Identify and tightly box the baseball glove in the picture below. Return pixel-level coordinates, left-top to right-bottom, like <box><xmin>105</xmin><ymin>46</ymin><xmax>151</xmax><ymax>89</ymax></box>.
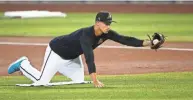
<box><xmin>148</xmin><ymin>33</ymin><xmax>165</xmax><ymax>50</ymax></box>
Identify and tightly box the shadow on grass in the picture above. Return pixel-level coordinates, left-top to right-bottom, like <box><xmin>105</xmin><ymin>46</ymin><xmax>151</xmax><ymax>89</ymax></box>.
<box><xmin>0</xmin><ymin>84</ymin><xmax>117</xmax><ymax>89</ymax></box>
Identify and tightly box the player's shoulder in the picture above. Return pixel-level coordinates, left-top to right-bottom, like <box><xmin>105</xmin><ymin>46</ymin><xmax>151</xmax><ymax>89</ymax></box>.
<box><xmin>104</xmin><ymin>29</ymin><xmax>120</xmax><ymax>38</ymax></box>
<box><xmin>109</xmin><ymin>29</ymin><xmax>117</xmax><ymax>33</ymax></box>
<box><xmin>107</xmin><ymin>29</ymin><xmax>118</xmax><ymax>35</ymax></box>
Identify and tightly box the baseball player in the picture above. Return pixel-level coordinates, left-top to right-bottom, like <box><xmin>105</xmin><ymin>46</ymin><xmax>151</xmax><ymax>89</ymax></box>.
<box><xmin>8</xmin><ymin>11</ymin><xmax>165</xmax><ymax>88</ymax></box>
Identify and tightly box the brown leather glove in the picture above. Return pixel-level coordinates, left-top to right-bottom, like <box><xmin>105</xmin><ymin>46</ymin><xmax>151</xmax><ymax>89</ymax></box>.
<box><xmin>148</xmin><ymin>33</ymin><xmax>165</xmax><ymax>49</ymax></box>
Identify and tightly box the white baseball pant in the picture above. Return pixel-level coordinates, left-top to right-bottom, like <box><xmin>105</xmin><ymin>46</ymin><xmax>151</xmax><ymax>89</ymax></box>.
<box><xmin>20</xmin><ymin>45</ymin><xmax>84</xmax><ymax>85</ymax></box>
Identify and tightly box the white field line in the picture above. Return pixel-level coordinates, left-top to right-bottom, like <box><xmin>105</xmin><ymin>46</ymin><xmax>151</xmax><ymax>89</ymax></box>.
<box><xmin>0</xmin><ymin>42</ymin><xmax>47</xmax><ymax>46</ymax></box>
<box><xmin>0</xmin><ymin>41</ymin><xmax>193</xmax><ymax>52</ymax></box>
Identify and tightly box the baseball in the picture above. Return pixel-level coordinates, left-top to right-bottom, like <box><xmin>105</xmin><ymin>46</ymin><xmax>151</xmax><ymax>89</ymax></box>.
<box><xmin>153</xmin><ymin>39</ymin><xmax>159</xmax><ymax>44</ymax></box>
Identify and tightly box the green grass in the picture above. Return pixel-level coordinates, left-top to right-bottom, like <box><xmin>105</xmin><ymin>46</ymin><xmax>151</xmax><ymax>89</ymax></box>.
<box><xmin>0</xmin><ymin>13</ymin><xmax>193</xmax><ymax>42</ymax></box>
<box><xmin>0</xmin><ymin>72</ymin><xmax>193</xmax><ymax>100</ymax></box>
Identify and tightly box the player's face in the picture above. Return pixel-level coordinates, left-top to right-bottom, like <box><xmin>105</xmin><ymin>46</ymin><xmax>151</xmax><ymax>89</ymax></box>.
<box><xmin>98</xmin><ymin>22</ymin><xmax>111</xmax><ymax>34</ymax></box>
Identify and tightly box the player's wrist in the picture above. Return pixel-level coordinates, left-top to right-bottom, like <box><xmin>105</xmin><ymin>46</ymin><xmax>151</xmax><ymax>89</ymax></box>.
<box><xmin>90</xmin><ymin>73</ymin><xmax>98</xmax><ymax>82</ymax></box>
<box><xmin>142</xmin><ymin>39</ymin><xmax>151</xmax><ymax>47</ymax></box>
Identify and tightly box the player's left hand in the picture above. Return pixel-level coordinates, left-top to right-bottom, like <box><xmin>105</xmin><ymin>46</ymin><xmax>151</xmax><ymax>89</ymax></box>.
<box><xmin>148</xmin><ymin>33</ymin><xmax>165</xmax><ymax>50</ymax></box>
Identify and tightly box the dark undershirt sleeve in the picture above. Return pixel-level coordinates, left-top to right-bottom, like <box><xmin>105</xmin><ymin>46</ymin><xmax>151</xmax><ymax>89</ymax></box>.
<box><xmin>106</xmin><ymin>30</ymin><xmax>144</xmax><ymax>47</ymax></box>
<box><xmin>80</xmin><ymin>36</ymin><xmax>96</xmax><ymax>74</ymax></box>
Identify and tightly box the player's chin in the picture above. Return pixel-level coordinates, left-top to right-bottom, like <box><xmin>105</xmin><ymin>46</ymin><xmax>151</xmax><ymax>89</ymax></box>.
<box><xmin>103</xmin><ymin>30</ymin><xmax>109</xmax><ymax>34</ymax></box>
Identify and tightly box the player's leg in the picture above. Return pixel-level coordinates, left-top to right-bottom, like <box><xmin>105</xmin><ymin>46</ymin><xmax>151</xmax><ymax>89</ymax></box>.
<box><xmin>8</xmin><ymin>56</ymin><xmax>41</xmax><ymax>82</ymax></box>
<box><xmin>19</xmin><ymin>45</ymin><xmax>70</xmax><ymax>85</ymax></box>
<box><xmin>58</xmin><ymin>55</ymin><xmax>85</xmax><ymax>83</ymax></box>
<box><xmin>18</xmin><ymin>45</ymin><xmax>52</xmax><ymax>83</ymax></box>
<box><xmin>35</xmin><ymin>50</ymin><xmax>71</xmax><ymax>85</ymax></box>
<box><xmin>19</xmin><ymin>59</ymin><xmax>41</xmax><ymax>82</ymax></box>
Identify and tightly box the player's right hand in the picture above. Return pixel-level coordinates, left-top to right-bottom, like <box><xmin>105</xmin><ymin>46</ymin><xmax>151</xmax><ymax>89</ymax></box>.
<box><xmin>90</xmin><ymin>73</ymin><xmax>104</xmax><ymax>88</ymax></box>
<box><xmin>93</xmin><ymin>80</ymin><xmax>104</xmax><ymax>88</ymax></box>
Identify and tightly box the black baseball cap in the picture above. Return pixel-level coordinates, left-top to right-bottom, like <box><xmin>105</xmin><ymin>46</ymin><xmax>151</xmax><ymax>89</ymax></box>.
<box><xmin>95</xmin><ymin>11</ymin><xmax>116</xmax><ymax>25</ymax></box>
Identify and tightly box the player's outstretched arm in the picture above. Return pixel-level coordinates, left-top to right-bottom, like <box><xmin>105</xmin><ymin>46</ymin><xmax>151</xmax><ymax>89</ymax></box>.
<box><xmin>106</xmin><ymin>30</ymin><xmax>165</xmax><ymax>49</ymax></box>
<box><xmin>142</xmin><ymin>39</ymin><xmax>151</xmax><ymax>47</ymax></box>
<box><xmin>106</xmin><ymin>30</ymin><xmax>144</xmax><ymax>47</ymax></box>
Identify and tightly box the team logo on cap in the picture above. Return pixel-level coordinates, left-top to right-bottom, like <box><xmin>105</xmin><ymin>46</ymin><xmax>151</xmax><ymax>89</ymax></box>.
<box><xmin>98</xmin><ymin>17</ymin><xmax>100</xmax><ymax>21</ymax></box>
<box><xmin>107</xmin><ymin>14</ymin><xmax>112</xmax><ymax>19</ymax></box>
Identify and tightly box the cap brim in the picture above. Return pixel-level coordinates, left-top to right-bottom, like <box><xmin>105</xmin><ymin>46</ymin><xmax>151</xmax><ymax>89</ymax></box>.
<box><xmin>111</xmin><ymin>20</ymin><xmax>117</xmax><ymax>23</ymax></box>
<box><xmin>106</xmin><ymin>20</ymin><xmax>117</xmax><ymax>25</ymax></box>
<box><xmin>102</xmin><ymin>20</ymin><xmax>117</xmax><ymax>25</ymax></box>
